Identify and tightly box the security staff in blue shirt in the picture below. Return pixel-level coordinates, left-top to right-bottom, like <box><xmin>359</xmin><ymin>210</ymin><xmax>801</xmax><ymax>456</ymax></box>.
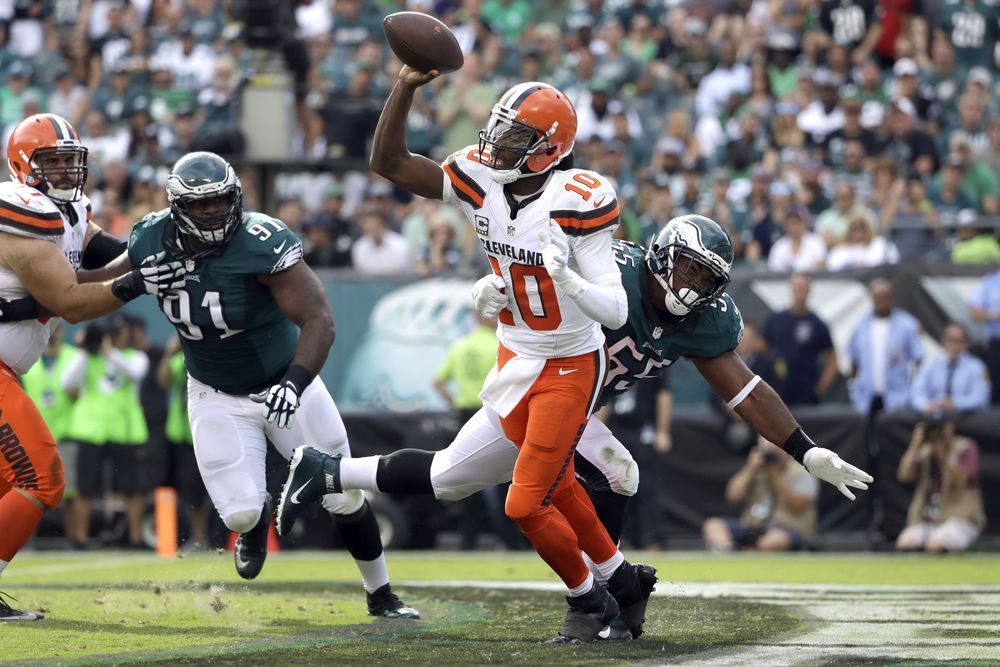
<box><xmin>847</xmin><ymin>279</ymin><xmax>924</xmax><ymax>415</ymax></box>
<box><xmin>969</xmin><ymin>269</ymin><xmax>1000</xmax><ymax>404</ymax></box>
<box><xmin>912</xmin><ymin>323</ymin><xmax>991</xmax><ymax>417</ymax></box>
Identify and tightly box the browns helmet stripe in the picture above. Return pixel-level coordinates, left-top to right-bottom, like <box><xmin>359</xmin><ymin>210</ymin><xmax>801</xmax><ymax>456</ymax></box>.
<box><xmin>44</xmin><ymin>115</ymin><xmax>67</xmax><ymax>141</ymax></box>
<box><xmin>499</xmin><ymin>81</ymin><xmax>553</xmax><ymax>111</ymax></box>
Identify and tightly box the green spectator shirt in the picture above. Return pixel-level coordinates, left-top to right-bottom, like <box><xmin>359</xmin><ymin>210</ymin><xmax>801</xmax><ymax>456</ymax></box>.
<box><xmin>961</xmin><ymin>162</ymin><xmax>1000</xmax><ymax>211</ymax></box>
<box><xmin>937</xmin><ymin>0</ymin><xmax>1000</xmax><ymax>73</ymax></box>
<box><xmin>435</xmin><ymin>326</ymin><xmax>498</xmax><ymax>410</ymax></box>
<box><xmin>65</xmin><ymin>352</ymin><xmax>148</xmax><ymax>446</ymax></box>
<box><xmin>164</xmin><ymin>352</ymin><xmax>193</xmax><ymax>445</ymax></box>
<box><xmin>128</xmin><ymin>209</ymin><xmax>303</xmax><ymax>394</ymax></box>
<box><xmin>20</xmin><ymin>345</ymin><xmax>81</xmax><ymax>443</ymax></box>
<box><xmin>599</xmin><ymin>241</ymin><xmax>744</xmax><ymax>407</ymax></box>
<box><xmin>952</xmin><ymin>235</ymin><xmax>1000</xmax><ymax>263</ymax></box>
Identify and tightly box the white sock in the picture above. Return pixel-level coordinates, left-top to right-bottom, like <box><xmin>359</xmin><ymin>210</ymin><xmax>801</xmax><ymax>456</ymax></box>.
<box><xmin>0</xmin><ymin>559</ymin><xmax>7</xmax><ymax>576</ymax></box>
<box><xmin>337</xmin><ymin>457</ymin><xmax>381</xmax><ymax>493</ymax></box>
<box><xmin>582</xmin><ymin>552</ymin><xmax>605</xmax><ymax>584</ymax></box>
<box><xmin>593</xmin><ymin>550</ymin><xmax>625</xmax><ymax>582</ymax></box>
<box><xmin>355</xmin><ymin>553</ymin><xmax>390</xmax><ymax>593</ymax></box>
<box><xmin>567</xmin><ymin>572</ymin><xmax>595</xmax><ymax>597</ymax></box>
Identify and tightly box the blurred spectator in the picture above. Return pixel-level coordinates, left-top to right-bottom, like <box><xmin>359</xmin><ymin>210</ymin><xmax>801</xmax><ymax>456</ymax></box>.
<box><xmin>823</xmin><ymin>97</ymin><xmax>882</xmax><ymax>167</ymax></box>
<box><xmin>351</xmin><ymin>211</ymin><xmax>415</xmax><ymax>275</ymax></box>
<box><xmin>576</xmin><ymin>78</ymin><xmax>642</xmax><ymax>144</ymax></box>
<box><xmin>912</xmin><ymin>323</ymin><xmax>991</xmax><ymax>417</ymax></box>
<box><xmin>951</xmin><ymin>209</ymin><xmax>1000</xmax><ymax>264</ymax></box>
<box><xmin>883</xmin><ymin>98</ymin><xmax>938</xmax><ymax>179</ymax></box>
<box><xmin>831</xmin><ymin>139</ymin><xmax>873</xmax><ymax>203</ymax></box>
<box><xmin>702</xmin><ymin>441</ymin><xmax>818</xmax><ymax>552</ymax></box>
<box><xmin>695</xmin><ymin>41</ymin><xmax>749</xmax><ymax>119</ymax></box>
<box><xmin>591</xmin><ymin>19</ymin><xmax>641</xmax><ymax>90</ymax></box>
<box><xmin>816</xmin><ymin>181</ymin><xmax>877</xmax><ymax>248</ymax></box>
<box><xmin>946</xmin><ymin>131</ymin><xmax>1000</xmax><ymax>214</ymax></box>
<box><xmin>846</xmin><ymin>278</ymin><xmax>923</xmax><ymax>416</ymax></box>
<box><xmin>150</xmin><ymin>21</ymin><xmax>216</xmax><ymax>91</ymax></box>
<box><xmin>797</xmin><ymin>69</ymin><xmax>844</xmax><ymax>147</ymax></box>
<box><xmin>763</xmin><ymin>274</ymin><xmax>839</xmax><ymax>406</ymax></box>
<box><xmin>48</xmin><ymin>65</ymin><xmax>89</xmax><ymax>129</ymax></box>
<box><xmin>86</xmin><ymin>0</ymin><xmax>132</xmax><ymax>87</ymax></box>
<box><xmin>767</xmin><ymin>209</ymin><xmax>827</xmax><ymax>273</ymax></box>
<box><xmin>890</xmin><ymin>58</ymin><xmax>942</xmax><ymax>129</ymax></box>
<box><xmin>91</xmin><ymin>63</ymin><xmax>143</xmax><ymax>127</ymax></box>
<box><xmin>436</xmin><ymin>51</ymin><xmax>495</xmax><ymax>156</ymax></box>
<box><xmin>826</xmin><ymin>216</ymin><xmax>900</xmax><ymax>271</ymax></box>
<box><xmin>667</xmin><ymin>16</ymin><xmax>715</xmax><ymax>93</ymax></box>
<box><xmin>883</xmin><ymin>176</ymin><xmax>941</xmax><ymax>257</ymax></box>
<box><xmin>818</xmin><ymin>0</ymin><xmax>883</xmax><ymax>64</ymax></box>
<box><xmin>896</xmin><ymin>421</ymin><xmax>985</xmax><ymax>552</ymax></box>
<box><xmin>194</xmin><ymin>58</ymin><xmax>246</xmax><ymax>158</ymax></box>
<box><xmin>0</xmin><ymin>61</ymin><xmax>44</xmax><ymax>129</ymax></box>
<box><xmin>80</xmin><ymin>109</ymin><xmax>130</xmax><ymax>166</ymax></box>
<box><xmin>931</xmin><ymin>157</ymin><xmax>979</xmax><ymax>225</ymax></box>
<box><xmin>970</xmin><ymin>269</ymin><xmax>1000</xmax><ymax>404</ymax></box>
<box><xmin>319</xmin><ymin>61</ymin><xmax>383</xmax><ymax>160</ymax></box>
<box><xmin>416</xmin><ymin>212</ymin><xmax>464</xmax><ymax>276</ymax></box>
<box><xmin>934</xmin><ymin>0</ymin><xmax>999</xmax><ymax>77</ymax></box>
<box><xmin>980</xmin><ymin>117</ymin><xmax>1000</xmax><ymax>181</ymax></box>
<box><xmin>301</xmin><ymin>182</ymin><xmax>355</xmax><ymax>268</ymax></box>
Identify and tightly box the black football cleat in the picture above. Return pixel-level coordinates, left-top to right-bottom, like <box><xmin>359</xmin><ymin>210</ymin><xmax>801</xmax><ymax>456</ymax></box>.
<box><xmin>546</xmin><ymin>580</ymin><xmax>619</xmax><ymax>644</ymax></box>
<box><xmin>596</xmin><ymin>615</ymin><xmax>633</xmax><ymax>641</ymax></box>
<box><xmin>366</xmin><ymin>584</ymin><xmax>421</xmax><ymax>619</ymax></box>
<box><xmin>606</xmin><ymin>562</ymin><xmax>658</xmax><ymax>639</ymax></box>
<box><xmin>0</xmin><ymin>591</ymin><xmax>43</xmax><ymax>621</ymax></box>
<box><xmin>234</xmin><ymin>494</ymin><xmax>272</xmax><ymax>581</ymax></box>
<box><xmin>275</xmin><ymin>446</ymin><xmax>341</xmax><ymax>536</ymax></box>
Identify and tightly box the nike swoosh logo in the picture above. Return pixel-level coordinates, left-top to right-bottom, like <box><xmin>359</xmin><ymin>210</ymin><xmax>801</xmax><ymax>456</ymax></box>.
<box><xmin>593</xmin><ymin>194</ymin><xmax>608</xmax><ymax>208</ymax></box>
<box><xmin>235</xmin><ymin>553</ymin><xmax>250</xmax><ymax>568</ymax></box>
<box><xmin>558</xmin><ymin>368</ymin><xmax>579</xmax><ymax>375</ymax></box>
<box><xmin>273</xmin><ymin>241</ymin><xmax>287</xmax><ymax>254</ymax></box>
<box><xmin>16</xmin><ymin>194</ymin><xmax>31</xmax><ymax>205</ymax></box>
<box><xmin>289</xmin><ymin>480</ymin><xmax>311</xmax><ymax>504</ymax></box>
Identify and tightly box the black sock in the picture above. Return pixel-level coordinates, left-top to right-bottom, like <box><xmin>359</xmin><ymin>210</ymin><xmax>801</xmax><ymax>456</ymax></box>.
<box><xmin>590</xmin><ymin>487</ymin><xmax>631</xmax><ymax>545</ymax></box>
<box><xmin>375</xmin><ymin>449</ymin><xmax>435</xmax><ymax>495</ymax></box>
<box><xmin>332</xmin><ymin>500</ymin><xmax>384</xmax><ymax>561</ymax></box>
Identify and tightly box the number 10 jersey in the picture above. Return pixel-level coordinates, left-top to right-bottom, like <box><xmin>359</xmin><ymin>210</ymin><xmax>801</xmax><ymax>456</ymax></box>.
<box><xmin>442</xmin><ymin>145</ymin><xmax>622</xmax><ymax>359</ymax></box>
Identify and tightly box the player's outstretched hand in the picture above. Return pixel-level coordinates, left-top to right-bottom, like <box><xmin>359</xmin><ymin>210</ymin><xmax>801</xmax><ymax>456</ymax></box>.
<box><xmin>471</xmin><ymin>274</ymin><xmax>508</xmax><ymax>318</ymax></box>
<box><xmin>250</xmin><ymin>378</ymin><xmax>303</xmax><ymax>429</ymax></box>
<box><xmin>803</xmin><ymin>447</ymin><xmax>874</xmax><ymax>501</ymax></box>
<box><xmin>112</xmin><ymin>251</ymin><xmax>187</xmax><ymax>302</ymax></box>
<box><xmin>399</xmin><ymin>65</ymin><xmax>440</xmax><ymax>89</ymax></box>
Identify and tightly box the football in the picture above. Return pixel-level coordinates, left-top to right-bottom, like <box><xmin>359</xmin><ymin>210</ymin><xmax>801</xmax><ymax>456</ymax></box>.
<box><xmin>383</xmin><ymin>11</ymin><xmax>464</xmax><ymax>74</ymax></box>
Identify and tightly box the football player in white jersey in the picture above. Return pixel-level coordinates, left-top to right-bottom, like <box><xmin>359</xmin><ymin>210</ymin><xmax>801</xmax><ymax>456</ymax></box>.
<box><xmin>277</xmin><ymin>66</ymin><xmax>654</xmax><ymax>643</ymax></box>
<box><xmin>0</xmin><ymin>113</ymin><xmax>184</xmax><ymax>621</ymax></box>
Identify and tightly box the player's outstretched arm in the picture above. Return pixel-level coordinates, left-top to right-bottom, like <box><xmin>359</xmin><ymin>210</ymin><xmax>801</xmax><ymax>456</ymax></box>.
<box><xmin>0</xmin><ymin>233</ymin><xmax>184</xmax><ymax>323</ymax></box>
<box><xmin>252</xmin><ymin>261</ymin><xmax>335</xmax><ymax>428</ymax></box>
<box><xmin>369</xmin><ymin>66</ymin><xmax>446</xmax><ymax>200</ymax></box>
<box><xmin>694</xmin><ymin>350</ymin><xmax>874</xmax><ymax>500</ymax></box>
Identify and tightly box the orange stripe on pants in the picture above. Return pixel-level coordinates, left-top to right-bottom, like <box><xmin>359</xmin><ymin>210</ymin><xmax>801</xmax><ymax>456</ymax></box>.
<box><xmin>498</xmin><ymin>344</ymin><xmax>617</xmax><ymax>588</ymax></box>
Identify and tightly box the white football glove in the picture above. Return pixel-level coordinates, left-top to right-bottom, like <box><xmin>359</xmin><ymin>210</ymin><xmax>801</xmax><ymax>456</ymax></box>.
<box><xmin>538</xmin><ymin>221</ymin><xmax>585</xmax><ymax>297</ymax></box>
<box><xmin>803</xmin><ymin>447</ymin><xmax>874</xmax><ymax>501</ymax></box>
<box><xmin>112</xmin><ymin>251</ymin><xmax>188</xmax><ymax>302</ymax></box>
<box><xmin>471</xmin><ymin>274</ymin><xmax>508</xmax><ymax>318</ymax></box>
<box><xmin>250</xmin><ymin>379</ymin><xmax>302</xmax><ymax>429</ymax></box>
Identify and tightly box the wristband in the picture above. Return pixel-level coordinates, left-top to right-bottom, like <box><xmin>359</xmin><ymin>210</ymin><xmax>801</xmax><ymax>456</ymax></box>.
<box><xmin>283</xmin><ymin>364</ymin><xmax>314</xmax><ymax>392</ymax></box>
<box><xmin>111</xmin><ymin>271</ymin><xmax>142</xmax><ymax>302</ymax></box>
<box><xmin>782</xmin><ymin>427</ymin><xmax>816</xmax><ymax>465</ymax></box>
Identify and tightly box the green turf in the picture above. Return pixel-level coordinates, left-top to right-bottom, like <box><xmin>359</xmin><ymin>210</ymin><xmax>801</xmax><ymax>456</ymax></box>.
<box><xmin>2</xmin><ymin>551</ymin><xmax>996</xmax><ymax>665</ymax></box>
<box><xmin>0</xmin><ymin>552</ymin><xmax>804</xmax><ymax>665</ymax></box>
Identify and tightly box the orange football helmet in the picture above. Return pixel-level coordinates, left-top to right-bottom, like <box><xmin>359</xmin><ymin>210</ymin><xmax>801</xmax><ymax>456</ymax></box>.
<box><xmin>7</xmin><ymin>113</ymin><xmax>88</xmax><ymax>203</ymax></box>
<box><xmin>478</xmin><ymin>82</ymin><xmax>577</xmax><ymax>184</ymax></box>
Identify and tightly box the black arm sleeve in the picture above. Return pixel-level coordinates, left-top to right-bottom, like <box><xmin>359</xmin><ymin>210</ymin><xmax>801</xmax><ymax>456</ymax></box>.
<box><xmin>0</xmin><ymin>296</ymin><xmax>41</xmax><ymax>322</ymax></box>
<box><xmin>82</xmin><ymin>231</ymin><xmax>127</xmax><ymax>270</ymax></box>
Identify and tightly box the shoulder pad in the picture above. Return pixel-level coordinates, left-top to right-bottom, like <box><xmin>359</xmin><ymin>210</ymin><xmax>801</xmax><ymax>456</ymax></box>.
<box><xmin>0</xmin><ymin>181</ymin><xmax>63</xmax><ymax>238</ymax></box>
<box><xmin>442</xmin><ymin>145</ymin><xmax>489</xmax><ymax>209</ymax></box>
<box><xmin>551</xmin><ymin>170</ymin><xmax>620</xmax><ymax>237</ymax></box>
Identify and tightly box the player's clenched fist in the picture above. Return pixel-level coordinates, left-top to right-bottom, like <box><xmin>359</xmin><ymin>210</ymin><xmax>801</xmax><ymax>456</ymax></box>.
<box><xmin>471</xmin><ymin>274</ymin><xmax>508</xmax><ymax>318</ymax></box>
<box><xmin>250</xmin><ymin>365</ymin><xmax>312</xmax><ymax>429</ymax></box>
<box><xmin>111</xmin><ymin>251</ymin><xmax>187</xmax><ymax>302</ymax></box>
<box><xmin>539</xmin><ymin>221</ymin><xmax>585</xmax><ymax>297</ymax></box>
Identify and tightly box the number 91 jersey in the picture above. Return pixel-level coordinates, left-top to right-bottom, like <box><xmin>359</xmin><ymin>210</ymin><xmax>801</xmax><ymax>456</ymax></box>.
<box><xmin>442</xmin><ymin>145</ymin><xmax>621</xmax><ymax>358</ymax></box>
<box><xmin>127</xmin><ymin>208</ymin><xmax>304</xmax><ymax>393</ymax></box>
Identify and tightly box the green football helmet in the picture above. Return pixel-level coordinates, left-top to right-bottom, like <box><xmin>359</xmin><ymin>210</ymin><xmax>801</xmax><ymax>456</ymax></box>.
<box><xmin>166</xmin><ymin>151</ymin><xmax>243</xmax><ymax>245</ymax></box>
<box><xmin>646</xmin><ymin>214</ymin><xmax>733</xmax><ymax>317</ymax></box>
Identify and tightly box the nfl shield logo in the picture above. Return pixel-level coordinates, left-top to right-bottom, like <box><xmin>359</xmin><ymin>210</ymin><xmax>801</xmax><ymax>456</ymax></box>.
<box><xmin>507</xmin><ymin>224</ymin><xmax>516</xmax><ymax>236</ymax></box>
<box><xmin>185</xmin><ymin>259</ymin><xmax>196</xmax><ymax>272</ymax></box>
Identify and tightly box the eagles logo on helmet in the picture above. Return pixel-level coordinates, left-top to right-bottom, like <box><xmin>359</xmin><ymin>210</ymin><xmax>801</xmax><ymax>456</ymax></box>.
<box><xmin>6</xmin><ymin>113</ymin><xmax>88</xmax><ymax>204</ymax></box>
<box><xmin>478</xmin><ymin>82</ymin><xmax>577</xmax><ymax>185</ymax></box>
<box><xmin>646</xmin><ymin>215</ymin><xmax>734</xmax><ymax>317</ymax></box>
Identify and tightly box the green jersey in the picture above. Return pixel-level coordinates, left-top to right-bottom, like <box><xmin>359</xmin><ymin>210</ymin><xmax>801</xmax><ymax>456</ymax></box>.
<box><xmin>127</xmin><ymin>209</ymin><xmax>303</xmax><ymax>393</ymax></box>
<box><xmin>20</xmin><ymin>345</ymin><xmax>80</xmax><ymax>442</ymax></box>
<box><xmin>599</xmin><ymin>241</ymin><xmax>743</xmax><ymax>407</ymax></box>
<box><xmin>937</xmin><ymin>0</ymin><xmax>999</xmax><ymax>72</ymax></box>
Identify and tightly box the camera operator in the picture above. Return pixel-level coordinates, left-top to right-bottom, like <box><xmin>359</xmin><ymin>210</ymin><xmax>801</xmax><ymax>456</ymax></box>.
<box><xmin>895</xmin><ymin>420</ymin><xmax>985</xmax><ymax>552</ymax></box>
<box><xmin>702</xmin><ymin>440</ymin><xmax>819</xmax><ymax>551</ymax></box>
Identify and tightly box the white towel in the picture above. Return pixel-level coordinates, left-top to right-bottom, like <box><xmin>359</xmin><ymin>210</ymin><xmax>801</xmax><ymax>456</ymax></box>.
<box><xmin>478</xmin><ymin>356</ymin><xmax>547</xmax><ymax>418</ymax></box>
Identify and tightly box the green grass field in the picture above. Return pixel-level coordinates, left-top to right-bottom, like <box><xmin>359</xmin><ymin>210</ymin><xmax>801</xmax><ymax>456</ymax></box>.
<box><xmin>2</xmin><ymin>551</ymin><xmax>999</xmax><ymax>665</ymax></box>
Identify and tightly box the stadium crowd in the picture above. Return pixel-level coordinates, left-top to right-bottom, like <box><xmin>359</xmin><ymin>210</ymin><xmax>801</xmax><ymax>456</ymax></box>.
<box><xmin>4</xmin><ymin>0</ymin><xmax>998</xmax><ymax>551</ymax></box>
<box><xmin>1</xmin><ymin>0</ymin><xmax>998</xmax><ymax>273</ymax></box>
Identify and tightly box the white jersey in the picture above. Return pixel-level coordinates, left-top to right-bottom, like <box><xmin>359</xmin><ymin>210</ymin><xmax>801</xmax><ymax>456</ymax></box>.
<box><xmin>0</xmin><ymin>181</ymin><xmax>91</xmax><ymax>374</ymax></box>
<box><xmin>442</xmin><ymin>146</ymin><xmax>621</xmax><ymax>359</ymax></box>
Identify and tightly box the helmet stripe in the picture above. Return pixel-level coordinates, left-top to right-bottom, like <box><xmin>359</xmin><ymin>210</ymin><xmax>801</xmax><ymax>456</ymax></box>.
<box><xmin>44</xmin><ymin>115</ymin><xmax>67</xmax><ymax>141</ymax></box>
<box><xmin>509</xmin><ymin>82</ymin><xmax>552</xmax><ymax>111</ymax></box>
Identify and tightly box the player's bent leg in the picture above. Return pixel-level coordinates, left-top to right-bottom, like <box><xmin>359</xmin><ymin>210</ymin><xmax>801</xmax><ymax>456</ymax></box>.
<box><xmin>575</xmin><ymin>417</ymin><xmax>638</xmax><ymax>545</ymax></box>
<box><xmin>430</xmin><ymin>407</ymin><xmax>517</xmax><ymax>502</ymax></box>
